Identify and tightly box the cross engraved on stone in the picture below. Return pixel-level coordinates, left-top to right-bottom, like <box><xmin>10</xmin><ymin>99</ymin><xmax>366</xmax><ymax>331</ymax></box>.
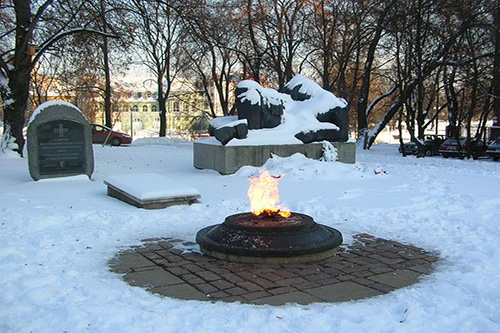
<box><xmin>54</xmin><ymin>123</ymin><xmax>69</xmax><ymax>138</ymax></box>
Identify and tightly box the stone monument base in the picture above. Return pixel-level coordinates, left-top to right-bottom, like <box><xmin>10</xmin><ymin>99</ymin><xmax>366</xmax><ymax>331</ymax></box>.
<box><xmin>193</xmin><ymin>139</ymin><xmax>356</xmax><ymax>175</ymax></box>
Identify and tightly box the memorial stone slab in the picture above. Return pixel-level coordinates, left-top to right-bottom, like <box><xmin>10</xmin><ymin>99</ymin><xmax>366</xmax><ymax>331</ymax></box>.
<box><xmin>27</xmin><ymin>101</ymin><xmax>94</xmax><ymax>181</ymax></box>
<box><xmin>103</xmin><ymin>173</ymin><xmax>201</xmax><ymax>209</ymax></box>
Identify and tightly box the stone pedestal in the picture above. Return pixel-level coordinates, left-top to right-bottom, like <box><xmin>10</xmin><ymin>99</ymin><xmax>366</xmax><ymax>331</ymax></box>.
<box><xmin>193</xmin><ymin>139</ymin><xmax>356</xmax><ymax>175</ymax></box>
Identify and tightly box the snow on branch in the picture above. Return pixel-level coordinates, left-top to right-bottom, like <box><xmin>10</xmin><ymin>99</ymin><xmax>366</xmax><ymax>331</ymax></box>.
<box><xmin>0</xmin><ymin>124</ymin><xmax>17</xmax><ymax>152</ymax></box>
<box><xmin>29</xmin><ymin>0</ymin><xmax>55</xmax><ymax>37</ymax></box>
<box><xmin>0</xmin><ymin>57</ymin><xmax>10</xmax><ymax>75</ymax></box>
<box><xmin>365</xmin><ymin>84</ymin><xmax>398</xmax><ymax>117</ymax></box>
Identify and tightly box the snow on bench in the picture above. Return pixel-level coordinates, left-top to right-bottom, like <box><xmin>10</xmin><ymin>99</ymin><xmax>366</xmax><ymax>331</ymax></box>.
<box><xmin>104</xmin><ymin>173</ymin><xmax>201</xmax><ymax>209</ymax></box>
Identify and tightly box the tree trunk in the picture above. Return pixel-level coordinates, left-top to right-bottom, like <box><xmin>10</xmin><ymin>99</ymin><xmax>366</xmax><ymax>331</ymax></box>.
<box><xmin>3</xmin><ymin>0</ymin><xmax>33</xmax><ymax>155</ymax></box>
<box><xmin>159</xmin><ymin>82</ymin><xmax>167</xmax><ymax>137</ymax></box>
<box><xmin>247</xmin><ymin>0</ymin><xmax>262</xmax><ymax>83</ymax></box>
<box><xmin>491</xmin><ymin>4</ymin><xmax>500</xmax><ymax>130</ymax></box>
<box><xmin>100</xmin><ymin>0</ymin><xmax>112</xmax><ymax>128</ymax></box>
<box><xmin>4</xmin><ymin>71</ymin><xmax>30</xmax><ymax>155</ymax></box>
<box><xmin>366</xmin><ymin>80</ymin><xmax>419</xmax><ymax>149</ymax></box>
<box><xmin>398</xmin><ymin>108</ymin><xmax>407</xmax><ymax>156</ymax></box>
<box><xmin>357</xmin><ymin>0</ymin><xmax>396</xmax><ymax>149</ymax></box>
<box><xmin>102</xmin><ymin>45</ymin><xmax>112</xmax><ymax>128</ymax></box>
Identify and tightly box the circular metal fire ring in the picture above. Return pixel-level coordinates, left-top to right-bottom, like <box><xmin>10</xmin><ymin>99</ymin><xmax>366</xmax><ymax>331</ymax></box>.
<box><xmin>196</xmin><ymin>212</ymin><xmax>343</xmax><ymax>264</ymax></box>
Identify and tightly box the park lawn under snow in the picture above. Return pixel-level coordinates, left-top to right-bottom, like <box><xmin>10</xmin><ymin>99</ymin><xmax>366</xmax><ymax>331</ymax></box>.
<box><xmin>0</xmin><ymin>138</ymin><xmax>499</xmax><ymax>332</ymax></box>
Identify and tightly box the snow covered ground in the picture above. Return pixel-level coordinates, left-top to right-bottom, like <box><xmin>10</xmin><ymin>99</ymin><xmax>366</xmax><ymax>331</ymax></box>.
<box><xmin>1</xmin><ymin>138</ymin><xmax>499</xmax><ymax>332</ymax></box>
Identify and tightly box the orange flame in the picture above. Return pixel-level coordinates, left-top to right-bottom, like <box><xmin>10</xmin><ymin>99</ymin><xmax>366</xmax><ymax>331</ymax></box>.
<box><xmin>247</xmin><ymin>170</ymin><xmax>291</xmax><ymax>218</ymax></box>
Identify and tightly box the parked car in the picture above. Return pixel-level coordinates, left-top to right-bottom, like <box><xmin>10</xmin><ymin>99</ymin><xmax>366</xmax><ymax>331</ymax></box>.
<box><xmin>398</xmin><ymin>142</ymin><xmax>419</xmax><ymax>155</ymax></box>
<box><xmin>91</xmin><ymin>124</ymin><xmax>132</xmax><ymax>146</ymax></box>
<box><xmin>422</xmin><ymin>135</ymin><xmax>446</xmax><ymax>156</ymax></box>
<box><xmin>439</xmin><ymin>137</ymin><xmax>487</xmax><ymax>159</ymax></box>
<box><xmin>486</xmin><ymin>138</ymin><xmax>500</xmax><ymax>161</ymax></box>
<box><xmin>398</xmin><ymin>135</ymin><xmax>445</xmax><ymax>156</ymax></box>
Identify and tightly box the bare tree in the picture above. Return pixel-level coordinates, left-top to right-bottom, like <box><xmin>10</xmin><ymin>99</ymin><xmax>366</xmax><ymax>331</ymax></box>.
<box><xmin>181</xmin><ymin>0</ymin><xmax>241</xmax><ymax>117</ymax></box>
<box><xmin>251</xmin><ymin>0</ymin><xmax>309</xmax><ymax>89</ymax></box>
<box><xmin>130</xmin><ymin>0</ymin><xmax>186</xmax><ymax>136</ymax></box>
<box><xmin>490</xmin><ymin>1</ymin><xmax>500</xmax><ymax>133</ymax></box>
<box><xmin>30</xmin><ymin>53</ymin><xmax>64</xmax><ymax>107</ymax></box>
<box><xmin>0</xmin><ymin>0</ymin><xmax>117</xmax><ymax>155</ymax></box>
<box><xmin>364</xmin><ymin>0</ymin><xmax>480</xmax><ymax>149</ymax></box>
<box><xmin>356</xmin><ymin>0</ymin><xmax>397</xmax><ymax>148</ymax></box>
<box><xmin>77</xmin><ymin>0</ymin><xmax>133</xmax><ymax>128</ymax></box>
<box><xmin>234</xmin><ymin>0</ymin><xmax>267</xmax><ymax>83</ymax></box>
<box><xmin>441</xmin><ymin>8</ymin><xmax>495</xmax><ymax>157</ymax></box>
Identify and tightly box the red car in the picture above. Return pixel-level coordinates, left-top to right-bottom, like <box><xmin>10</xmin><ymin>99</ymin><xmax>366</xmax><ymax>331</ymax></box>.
<box><xmin>91</xmin><ymin>124</ymin><xmax>132</xmax><ymax>146</ymax></box>
<box><xmin>439</xmin><ymin>137</ymin><xmax>487</xmax><ymax>159</ymax></box>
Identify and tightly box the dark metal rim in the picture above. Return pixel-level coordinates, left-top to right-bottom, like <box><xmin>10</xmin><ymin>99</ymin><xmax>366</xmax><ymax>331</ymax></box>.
<box><xmin>196</xmin><ymin>224</ymin><xmax>343</xmax><ymax>258</ymax></box>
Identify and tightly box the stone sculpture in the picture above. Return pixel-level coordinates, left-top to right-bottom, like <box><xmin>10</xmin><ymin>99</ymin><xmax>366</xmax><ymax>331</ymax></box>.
<box><xmin>209</xmin><ymin>75</ymin><xmax>349</xmax><ymax>146</ymax></box>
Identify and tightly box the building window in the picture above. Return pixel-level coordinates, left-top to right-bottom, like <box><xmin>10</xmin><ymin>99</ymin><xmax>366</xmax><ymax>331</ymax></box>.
<box><xmin>131</xmin><ymin>105</ymin><xmax>138</xmax><ymax>112</ymax></box>
<box><xmin>185</xmin><ymin>103</ymin><xmax>190</xmax><ymax>113</ymax></box>
<box><xmin>152</xmin><ymin>105</ymin><xmax>157</xmax><ymax>112</ymax></box>
<box><xmin>142</xmin><ymin>105</ymin><xmax>148</xmax><ymax>112</ymax></box>
<box><xmin>173</xmin><ymin>101</ymin><xmax>180</xmax><ymax>113</ymax></box>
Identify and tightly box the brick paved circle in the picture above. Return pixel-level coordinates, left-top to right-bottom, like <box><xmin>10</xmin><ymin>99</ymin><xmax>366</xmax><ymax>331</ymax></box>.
<box><xmin>109</xmin><ymin>234</ymin><xmax>438</xmax><ymax>305</ymax></box>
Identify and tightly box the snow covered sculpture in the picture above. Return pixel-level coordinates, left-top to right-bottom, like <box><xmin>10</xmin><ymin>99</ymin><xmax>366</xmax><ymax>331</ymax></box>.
<box><xmin>209</xmin><ymin>75</ymin><xmax>349</xmax><ymax>146</ymax></box>
<box><xmin>208</xmin><ymin>117</ymin><xmax>249</xmax><ymax>146</ymax></box>
<box><xmin>281</xmin><ymin>76</ymin><xmax>349</xmax><ymax>143</ymax></box>
<box><xmin>235</xmin><ymin>80</ymin><xmax>286</xmax><ymax>130</ymax></box>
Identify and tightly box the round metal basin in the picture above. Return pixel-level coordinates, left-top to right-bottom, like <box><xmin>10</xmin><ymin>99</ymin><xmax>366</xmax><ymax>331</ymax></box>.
<box><xmin>196</xmin><ymin>212</ymin><xmax>343</xmax><ymax>264</ymax></box>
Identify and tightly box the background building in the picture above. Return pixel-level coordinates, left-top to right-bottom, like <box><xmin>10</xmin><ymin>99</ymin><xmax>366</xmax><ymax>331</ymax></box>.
<box><xmin>95</xmin><ymin>78</ymin><xmax>212</xmax><ymax>138</ymax></box>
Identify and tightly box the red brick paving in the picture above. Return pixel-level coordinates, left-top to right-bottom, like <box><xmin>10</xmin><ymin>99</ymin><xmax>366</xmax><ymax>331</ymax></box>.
<box><xmin>111</xmin><ymin>234</ymin><xmax>437</xmax><ymax>304</ymax></box>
